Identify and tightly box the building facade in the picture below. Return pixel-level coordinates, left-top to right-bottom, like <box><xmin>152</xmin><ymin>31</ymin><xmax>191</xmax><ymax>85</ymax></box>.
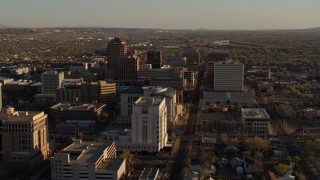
<box><xmin>131</xmin><ymin>97</ymin><xmax>168</xmax><ymax>152</ymax></box>
<box><xmin>51</xmin><ymin>140</ymin><xmax>125</xmax><ymax>180</ymax></box>
<box><xmin>214</xmin><ymin>59</ymin><xmax>244</xmax><ymax>91</ymax></box>
<box><xmin>205</xmin><ymin>50</ymin><xmax>229</xmax><ymax>88</ymax></box>
<box><xmin>119</xmin><ymin>51</ymin><xmax>139</xmax><ymax>83</ymax></box>
<box><xmin>106</xmin><ymin>37</ymin><xmax>127</xmax><ymax>79</ymax></box>
<box><xmin>147</xmin><ymin>50</ymin><xmax>163</xmax><ymax>69</ymax></box>
<box><xmin>82</xmin><ymin>81</ymin><xmax>117</xmax><ymax>109</ymax></box>
<box><xmin>0</xmin><ymin>106</ymin><xmax>49</xmax><ymax>169</ymax></box>
<box><xmin>241</xmin><ymin>108</ymin><xmax>270</xmax><ymax>135</ymax></box>
<box><xmin>41</xmin><ymin>70</ymin><xmax>64</xmax><ymax>95</ymax></box>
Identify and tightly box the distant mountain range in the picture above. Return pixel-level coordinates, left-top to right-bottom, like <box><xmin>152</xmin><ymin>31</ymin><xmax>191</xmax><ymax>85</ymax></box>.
<box><xmin>303</xmin><ymin>27</ymin><xmax>320</xmax><ymax>32</ymax></box>
<box><xmin>0</xmin><ymin>24</ymin><xmax>319</xmax><ymax>32</ymax></box>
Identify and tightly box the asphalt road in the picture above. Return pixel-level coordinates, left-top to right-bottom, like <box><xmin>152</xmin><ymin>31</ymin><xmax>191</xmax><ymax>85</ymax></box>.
<box><xmin>170</xmin><ymin>70</ymin><xmax>203</xmax><ymax>180</ymax></box>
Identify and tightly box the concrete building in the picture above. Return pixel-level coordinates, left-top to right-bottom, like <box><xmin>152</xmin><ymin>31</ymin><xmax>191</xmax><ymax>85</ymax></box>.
<box><xmin>116</xmin><ymin>86</ymin><xmax>177</xmax><ymax>127</ymax></box>
<box><xmin>183</xmin><ymin>49</ymin><xmax>201</xmax><ymax>65</ymax></box>
<box><xmin>147</xmin><ymin>50</ymin><xmax>163</xmax><ymax>69</ymax></box>
<box><xmin>119</xmin><ymin>51</ymin><xmax>139</xmax><ymax>83</ymax></box>
<box><xmin>82</xmin><ymin>81</ymin><xmax>116</xmax><ymax>109</ymax></box>
<box><xmin>203</xmin><ymin>59</ymin><xmax>254</xmax><ymax>104</ymax></box>
<box><xmin>241</xmin><ymin>108</ymin><xmax>270</xmax><ymax>135</ymax></box>
<box><xmin>205</xmin><ymin>50</ymin><xmax>229</xmax><ymax>88</ymax></box>
<box><xmin>41</xmin><ymin>70</ymin><xmax>64</xmax><ymax>95</ymax></box>
<box><xmin>56</xmin><ymin>85</ymin><xmax>82</xmax><ymax>103</ymax></box>
<box><xmin>184</xmin><ymin>70</ymin><xmax>196</xmax><ymax>89</ymax></box>
<box><xmin>106</xmin><ymin>37</ymin><xmax>127</xmax><ymax>79</ymax></box>
<box><xmin>164</xmin><ymin>56</ymin><xmax>186</xmax><ymax>67</ymax></box>
<box><xmin>150</xmin><ymin>66</ymin><xmax>186</xmax><ymax>91</ymax></box>
<box><xmin>138</xmin><ymin>64</ymin><xmax>152</xmax><ymax>80</ymax></box>
<box><xmin>51</xmin><ymin>140</ymin><xmax>125</xmax><ymax>180</ymax></box>
<box><xmin>214</xmin><ymin>59</ymin><xmax>244</xmax><ymax>91</ymax></box>
<box><xmin>131</xmin><ymin>97</ymin><xmax>168</xmax><ymax>152</ymax></box>
<box><xmin>106</xmin><ymin>97</ymin><xmax>168</xmax><ymax>152</ymax></box>
<box><xmin>50</xmin><ymin>103</ymin><xmax>106</xmax><ymax>121</ymax></box>
<box><xmin>0</xmin><ymin>106</ymin><xmax>49</xmax><ymax>169</ymax></box>
<box><xmin>143</xmin><ymin>86</ymin><xmax>177</xmax><ymax>125</ymax></box>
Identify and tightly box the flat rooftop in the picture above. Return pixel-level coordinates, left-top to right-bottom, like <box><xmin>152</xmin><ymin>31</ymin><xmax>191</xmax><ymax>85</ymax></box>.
<box><xmin>51</xmin><ymin>103</ymin><xmax>105</xmax><ymax>111</ymax></box>
<box><xmin>241</xmin><ymin>108</ymin><xmax>270</xmax><ymax>120</ymax></box>
<box><xmin>135</xmin><ymin>97</ymin><xmax>164</xmax><ymax>106</ymax></box>
<box><xmin>63</xmin><ymin>141</ymin><xmax>113</xmax><ymax>163</ymax></box>
<box><xmin>97</xmin><ymin>158</ymin><xmax>125</xmax><ymax>171</ymax></box>
<box><xmin>216</xmin><ymin>59</ymin><xmax>242</xmax><ymax>65</ymax></box>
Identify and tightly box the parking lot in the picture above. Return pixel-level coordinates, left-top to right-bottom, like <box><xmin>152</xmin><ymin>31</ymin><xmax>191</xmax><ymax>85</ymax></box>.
<box><xmin>197</xmin><ymin>110</ymin><xmax>243</xmax><ymax>136</ymax></box>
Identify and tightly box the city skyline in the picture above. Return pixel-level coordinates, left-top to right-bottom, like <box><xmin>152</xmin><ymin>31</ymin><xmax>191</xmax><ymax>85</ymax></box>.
<box><xmin>0</xmin><ymin>0</ymin><xmax>319</xmax><ymax>30</ymax></box>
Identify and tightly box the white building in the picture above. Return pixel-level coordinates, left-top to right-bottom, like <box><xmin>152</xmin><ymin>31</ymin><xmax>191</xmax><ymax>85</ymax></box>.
<box><xmin>41</xmin><ymin>71</ymin><xmax>64</xmax><ymax>95</ymax></box>
<box><xmin>117</xmin><ymin>86</ymin><xmax>177</xmax><ymax>127</ymax></box>
<box><xmin>131</xmin><ymin>97</ymin><xmax>168</xmax><ymax>152</ymax></box>
<box><xmin>214</xmin><ymin>59</ymin><xmax>244</xmax><ymax>91</ymax></box>
<box><xmin>51</xmin><ymin>140</ymin><xmax>126</xmax><ymax>180</ymax></box>
<box><xmin>241</xmin><ymin>108</ymin><xmax>270</xmax><ymax>135</ymax></box>
<box><xmin>203</xmin><ymin>59</ymin><xmax>254</xmax><ymax>104</ymax></box>
<box><xmin>107</xmin><ymin>97</ymin><xmax>168</xmax><ymax>152</ymax></box>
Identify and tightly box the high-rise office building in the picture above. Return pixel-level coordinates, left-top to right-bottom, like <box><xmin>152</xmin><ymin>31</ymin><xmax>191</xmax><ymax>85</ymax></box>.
<box><xmin>119</xmin><ymin>51</ymin><xmax>139</xmax><ymax>83</ymax></box>
<box><xmin>106</xmin><ymin>37</ymin><xmax>127</xmax><ymax>79</ymax></box>
<box><xmin>0</xmin><ymin>106</ymin><xmax>49</xmax><ymax>169</ymax></box>
<box><xmin>205</xmin><ymin>50</ymin><xmax>229</xmax><ymax>88</ymax></box>
<box><xmin>203</xmin><ymin>59</ymin><xmax>254</xmax><ymax>104</ymax></box>
<box><xmin>81</xmin><ymin>81</ymin><xmax>116</xmax><ymax>109</ymax></box>
<box><xmin>147</xmin><ymin>51</ymin><xmax>163</xmax><ymax>69</ymax></box>
<box><xmin>183</xmin><ymin>49</ymin><xmax>201</xmax><ymax>65</ymax></box>
<box><xmin>213</xmin><ymin>59</ymin><xmax>244</xmax><ymax>91</ymax></box>
<box><xmin>41</xmin><ymin>70</ymin><xmax>64</xmax><ymax>95</ymax></box>
<box><xmin>131</xmin><ymin>97</ymin><xmax>168</xmax><ymax>152</ymax></box>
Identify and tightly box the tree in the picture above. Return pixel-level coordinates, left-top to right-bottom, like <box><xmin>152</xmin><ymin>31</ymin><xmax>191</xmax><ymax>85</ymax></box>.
<box><xmin>274</xmin><ymin>163</ymin><xmax>291</xmax><ymax>176</ymax></box>
<box><xmin>199</xmin><ymin>170</ymin><xmax>211</xmax><ymax>180</ymax></box>
<box><xmin>244</xmin><ymin>137</ymin><xmax>270</xmax><ymax>154</ymax></box>
<box><xmin>293</xmin><ymin>155</ymin><xmax>301</xmax><ymax>163</ymax></box>
<box><xmin>118</xmin><ymin>150</ymin><xmax>134</xmax><ymax>172</ymax></box>
<box><xmin>289</xmin><ymin>86</ymin><xmax>301</xmax><ymax>96</ymax></box>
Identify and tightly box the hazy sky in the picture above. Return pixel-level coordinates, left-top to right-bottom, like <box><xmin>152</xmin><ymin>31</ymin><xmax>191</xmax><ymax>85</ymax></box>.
<box><xmin>0</xmin><ymin>0</ymin><xmax>319</xmax><ymax>30</ymax></box>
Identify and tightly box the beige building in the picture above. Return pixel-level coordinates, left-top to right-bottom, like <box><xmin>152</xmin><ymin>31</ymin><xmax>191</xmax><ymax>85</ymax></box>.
<box><xmin>51</xmin><ymin>140</ymin><xmax>125</xmax><ymax>180</ymax></box>
<box><xmin>0</xmin><ymin>106</ymin><xmax>49</xmax><ymax>169</ymax></box>
<box><xmin>81</xmin><ymin>81</ymin><xmax>117</xmax><ymax>109</ymax></box>
<box><xmin>241</xmin><ymin>108</ymin><xmax>270</xmax><ymax>135</ymax></box>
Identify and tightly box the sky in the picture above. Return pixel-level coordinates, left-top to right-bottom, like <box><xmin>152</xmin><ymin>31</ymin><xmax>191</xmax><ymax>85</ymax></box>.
<box><xmin>0</xmin><ymin>0</ymin><xmax>319</xmax><ymax>30</ymax></box>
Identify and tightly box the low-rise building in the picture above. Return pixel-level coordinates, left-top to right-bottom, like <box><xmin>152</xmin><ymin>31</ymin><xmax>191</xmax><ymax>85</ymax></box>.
<box><xmin>51</xmin><ymin>140</ymin><xmax>125</xmax><ymax>180</ymax></box>
<box><xmin>241</xmin><ymin>108</ymin><xmax>270</xmax><ymax>135</ymax></box>
<box><xmin>50</xmin><ymin>103</ymin><xmax>106</xmax><ymax>132</ymax></box>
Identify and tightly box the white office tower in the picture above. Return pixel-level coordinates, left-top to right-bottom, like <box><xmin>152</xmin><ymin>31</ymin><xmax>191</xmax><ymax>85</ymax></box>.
<box><xmin>214</xmin><ymin>59</ymin><xmax>244</xmax><ymax>91</ymax></box>
<box><xmin>41</xmin><ymin>71</ymin><xmax>64</xmax><ymax>94</ymax></box>
<box><xmin>131</xmin><ymin>97</ymin><xmax>168</xmax><ymax>152</ymax></box>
